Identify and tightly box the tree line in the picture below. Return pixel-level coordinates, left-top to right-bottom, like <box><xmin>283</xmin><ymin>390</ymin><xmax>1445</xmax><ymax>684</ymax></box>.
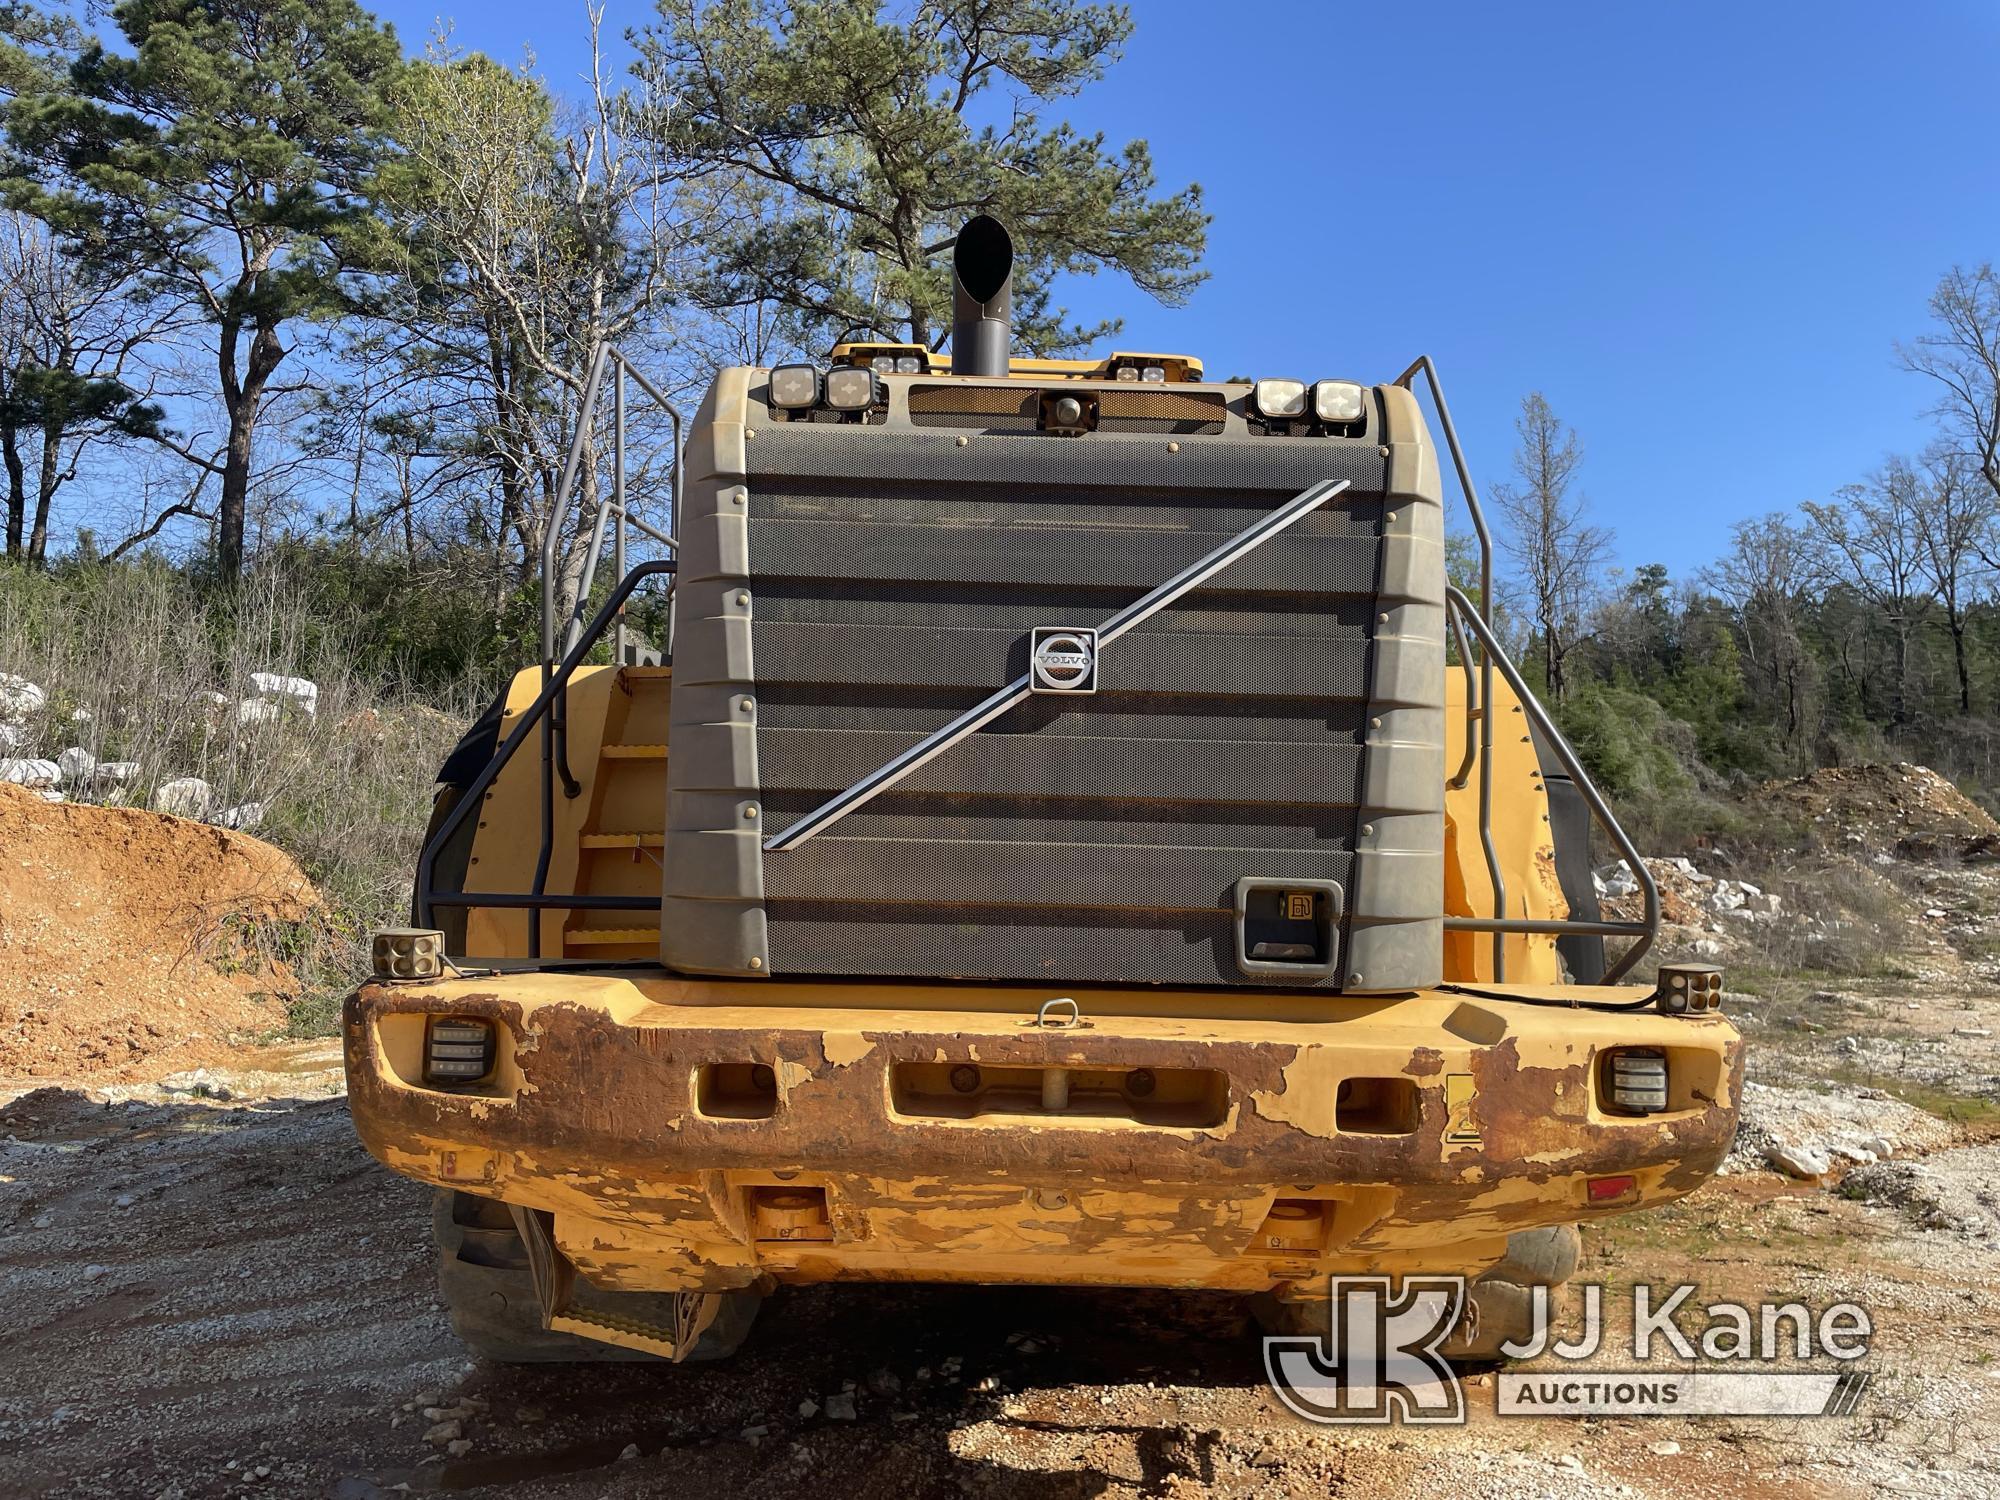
<box><xmin>5</xmin><ymin>2</ymin><xmax>2000</xmax><ymax>810</ymax></box>
<box><xmin>1492</xmin><ymin>262</ymin><xmax>2000</xmax><ymax>802</ymax></box>
<box><xmin>0</xmin><ymin>0</ymin><xmax>1207</xmax><ymax>594</ymax></box>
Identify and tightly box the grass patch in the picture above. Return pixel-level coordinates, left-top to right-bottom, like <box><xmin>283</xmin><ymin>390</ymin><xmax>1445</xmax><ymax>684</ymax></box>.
<box><xmin>2</xmin><ymin>560</ymin><xmax>475</xmax><ymax>1035</ymax></box>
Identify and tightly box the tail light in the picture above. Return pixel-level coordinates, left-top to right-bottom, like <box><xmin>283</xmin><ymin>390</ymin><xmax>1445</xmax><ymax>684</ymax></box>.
<box><xmin>425</xmin><ymin>1017</ymin><xmax>495</xmax><ymax>1085</ymax></box>
<box><xmin>1601</xmin><ymin>1047</ymin><xmax>1669</xmax><ymax>1115</ymax></box>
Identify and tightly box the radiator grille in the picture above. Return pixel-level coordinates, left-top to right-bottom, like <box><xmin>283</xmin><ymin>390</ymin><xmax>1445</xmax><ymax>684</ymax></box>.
<box><xmin>663</xmin><ymin>382</ymin><xmax>1446</xmax><ymax>992</ymax></box>
<box><xmin>905</xmin><ymin>382</ymin><xmax>1227</xmax><ymax>434</ymax></box>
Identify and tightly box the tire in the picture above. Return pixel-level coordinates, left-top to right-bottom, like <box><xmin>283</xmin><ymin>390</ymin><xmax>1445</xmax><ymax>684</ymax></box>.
<box><xmin>1444</xmin><ymin>1224</ymin><xmax>1579</xmax><ymax>1362</ymax></box>
<box><xmin>432</xmin><ymin>1191</ymin><xmax>761</xmax><ymax>1363</ymax></box>
<box><xmin>1249</xmin><ymin>1224</ymin><xmax>1581</xmax><ymax>1363</ymax></box>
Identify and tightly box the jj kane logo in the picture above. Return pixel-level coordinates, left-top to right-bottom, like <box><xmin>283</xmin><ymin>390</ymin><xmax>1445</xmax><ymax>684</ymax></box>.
<box><xmin>1264</xmin><ymin>1276</ymin><xmax>1877</xmax><ymax>1425</ymax></box>
<box><xmin>1264</xmin><ymin>1276</ymin><xmax>1466</xmax><ymax>1425</ymax></box>
<box><xmin>1030</xmin><ymin>626</ymin><xmax>1098</xmax><ymax>693</ymax></box>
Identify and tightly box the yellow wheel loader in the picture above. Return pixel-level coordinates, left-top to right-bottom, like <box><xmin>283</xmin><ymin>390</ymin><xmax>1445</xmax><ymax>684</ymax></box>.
<box><xmin>346</xmin><ymin>216</ymin><xmax>1738</xmax><ymax>1365</ymax></box>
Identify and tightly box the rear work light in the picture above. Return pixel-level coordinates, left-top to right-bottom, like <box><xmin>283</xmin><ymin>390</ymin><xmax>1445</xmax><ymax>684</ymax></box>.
<box><xmin>371</xmin><ymin>927</ymin><xmax>443</xmax><ymax>981</ymax></box>
<box><xmin>425</xmin><ymin>1017</ymin><xmax>496</xmax><ymax>1084</ymax></box>
<box><xmin>1253</xmin><ymin>378</ymin><xmax>1307</xmax><ymax>420</ymax></box>
<box><xmin>1601</xmin><ymin>1048</ymin><xmax>1669</xmax><ymax>1115</ymax></box>
<box><xmin>1655</xmin><ymin>962</ymin><xmax>1723</xmax><ymax>1015</ymax></box>
<box><xmin>824</xmin><ymin>366</ymin><xmax>879</xmax><ymax>412</ymax></box>
<box><xmin>768</xmin><ymin>363</ymin><xmax>820</xmax><ymax>410</ymax></box>
<box><xmin>1312</xmin><ymin>380</ymin><xmax>1366</xmax><ymax>423</ymax></box>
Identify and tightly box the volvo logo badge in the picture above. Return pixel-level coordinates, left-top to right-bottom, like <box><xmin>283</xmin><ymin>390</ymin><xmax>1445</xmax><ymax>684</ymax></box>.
<box><xmin>1030</xmin><ymin>627</ymin><xmax>1098</xmax><ymax>694</ymax></box>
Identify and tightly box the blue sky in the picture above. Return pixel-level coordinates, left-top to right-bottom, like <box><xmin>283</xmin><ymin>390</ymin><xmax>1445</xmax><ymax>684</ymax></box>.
<box><xmin>374</xmin><ymin>1</ymin><xmax>2000</xmax><ymax>580</ymax></box>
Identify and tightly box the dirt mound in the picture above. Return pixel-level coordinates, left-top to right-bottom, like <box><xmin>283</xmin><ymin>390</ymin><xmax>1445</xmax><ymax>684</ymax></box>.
<box><xmin>1749</xmin><ymin>762</ymin><xmax>2000</xmax><ymax>858</ymax></box>
<box><xmin>0</xmin><ymin>784</ymin><xmax>320</xmax><ymax>1083</ymax></box>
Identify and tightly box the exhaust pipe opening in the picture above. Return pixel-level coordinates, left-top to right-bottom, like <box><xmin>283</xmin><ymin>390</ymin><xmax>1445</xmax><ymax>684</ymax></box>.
<box><xmin>950</xmin><ymin>214</ymin><xmax>1014</xmax><ymax>378</ymax></box>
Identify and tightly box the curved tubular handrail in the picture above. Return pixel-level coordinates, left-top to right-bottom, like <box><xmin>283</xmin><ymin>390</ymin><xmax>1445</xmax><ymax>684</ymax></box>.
<box><xmin>1445</xmin><ymin>605</ymin><xmax>1478</xmax><ymax>791</ymax></box>
<box><xmin>1444</xmin><ymin>587</ymin><xmax>1660</xmax><ymax>984</ymax></box>
<box><xmin>541</xmin><ymin>342</ymin><xmax>612</xmax><ymax>674</ymax></box>
<box><xmin>1395</xmin><ymin>355</ymin><xmax>1507</xmax><ymax>978</ymax></box>
<box><xmin>417</xmin><ymin>559</ymin><xmax>677</xmax><ymax>946</ymax></box>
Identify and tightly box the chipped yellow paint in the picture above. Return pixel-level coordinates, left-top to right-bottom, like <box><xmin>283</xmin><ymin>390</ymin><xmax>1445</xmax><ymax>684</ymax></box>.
<box><xmin>824</xmin><ymin>1033</ymin><xmax>877</xmax><ymax>1068</ymax></box>
<box><xmin>1249</xmin><ymin>1052</ymin><xmax>1335</xmax><ymax>1135</ymax></box>
<box><xmin>347</xmin><ymin>967</ymin><xmax>1740</xmax><ymax>1306</ymax></box>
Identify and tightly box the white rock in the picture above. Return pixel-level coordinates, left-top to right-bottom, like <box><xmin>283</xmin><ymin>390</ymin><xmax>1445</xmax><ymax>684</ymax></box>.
<box><xmin>1649</xmin><ymin>1440</ymin><xmax>1681</xmax><ymax>1456</ymax></box>
<box><xmin>1767</xmin><ymin>1141</ymin><xmax>1832</xmax><ymax>1180</ymax></box>
<box><xmin>152</xmin><ymin>777</ymin><xmax>214</xmax><ymax>819</ymax></box>
<box><xmin>35</xmin><ymin>788</ymin><xmax>62</xmax><ymax>802</ymax></box>
<box><xmin>0</xmin><ymin>757</ymin><xmax>60</xmax><ymax>787</ymax></box>
<box><xmin>235</xmin><ymin>697</ymin><xmax>282</xmax><ymax>726</ymax></box>
<box><xmin>68</xmin><ymin>706</ymin><xmax>92</xmax><ymax>725</ymax></box>
<box><xmin>94</xmin><ymin>761</ymin><xmax>140</xmax><ymax>784</ymax></box>
<box><xmin>1693</xmin><ymin>938</ymin><xmax>1723</xmax><ymax>957</ymax></box>
<box><xmin>56</xmin><ymin>746</ymin><xmax>95</xmax><ymax>782</ymax></box>
<box><xmin>249</xmin><ymin>671</ymin><xmax>318</xmax><ymax>716</ymax></box>
<box><xmin>218</xmin><ymin>801</ymin><xmax>265</xmax><ymax>831</ymax></box>
<box><xmin>0</xmin><ymin>722</ymin><xmax>25</xmax><ymax>752</ymax></box>
<box><xmin>0</xmin><ymin>673</ymin><xmax>45</xmax><ymax>720</ymax></box>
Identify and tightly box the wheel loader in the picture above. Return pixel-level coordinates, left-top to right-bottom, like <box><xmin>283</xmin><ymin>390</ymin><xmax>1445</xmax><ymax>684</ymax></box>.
<box><xmin>345</xmin><ymin>215</ymin><xmax>1740</xmax><ymax>1366</ymax></box>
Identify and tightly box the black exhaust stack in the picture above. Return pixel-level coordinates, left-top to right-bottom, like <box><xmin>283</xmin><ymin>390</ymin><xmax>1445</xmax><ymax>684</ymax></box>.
<box><xmin>950</xmin><ymin>214</ymin><xmax>1014</xmax><ymax>377</ymax></box>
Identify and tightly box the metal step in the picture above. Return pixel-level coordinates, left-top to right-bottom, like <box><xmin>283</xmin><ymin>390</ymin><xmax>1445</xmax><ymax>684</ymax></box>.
<box><xmin>563</xmin><ymin>926</ymin><xmax>660</xmax><ymax>946</ymax></box>
<box><xmin>600</xmin><ymin>743</ymin><xmax>668</xmax><ymax>760</ymax></box>
<box><xmin>578</xmin><ymin>832</ymin><xmax>665</xmax><ymax>849</ymax></box>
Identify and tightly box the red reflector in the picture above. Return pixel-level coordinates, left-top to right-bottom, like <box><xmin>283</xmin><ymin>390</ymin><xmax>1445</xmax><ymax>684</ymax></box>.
<box><xmin>1587</xmin><ymin>1174</ymin><xmax>1638</xmax><ymax>1203</ymax></box>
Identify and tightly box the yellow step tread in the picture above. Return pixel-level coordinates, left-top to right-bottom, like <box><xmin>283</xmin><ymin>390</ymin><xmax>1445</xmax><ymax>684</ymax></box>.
<box><xmin>578</xmin><ymin>831</ymin><xmax>666</xmax><ymax>849</ymax></box>
<box><xmin>616</xmin><ymin>665</ymin><xmax>674</xmax><ymax>681</ymax></box>
<box><xmin>600</xmin><ymin>743</ymin><xmax>668</xmax><ymax>759</ymax></box>
<box><xmin>563</xmin><ymin>926</ymin><xmax>660</xmax><ymax>946</ymax></box>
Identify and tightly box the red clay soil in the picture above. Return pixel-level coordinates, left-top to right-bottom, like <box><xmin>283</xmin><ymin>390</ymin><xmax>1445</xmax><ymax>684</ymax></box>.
<box><xmin>0</xmin><ymin>784</ymin><xmax>320</xmax><ymax>1082</ymax></box>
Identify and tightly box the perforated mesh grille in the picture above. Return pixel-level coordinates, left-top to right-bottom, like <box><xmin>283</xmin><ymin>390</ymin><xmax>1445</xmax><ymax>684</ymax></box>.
<box><xmin>904</xmin><ymin>382</ymin><xmax>1227</xmax><ymax>434</ymax></box>
<box><xmin>727</xmin><ymin>423</ymin><xmax>1393</xmax><ymax>987</ymax></box>
<box><xmin>1097</xmin><ymin>387</ymin><xmax>1228</xmax><ymax>432</ymax></box>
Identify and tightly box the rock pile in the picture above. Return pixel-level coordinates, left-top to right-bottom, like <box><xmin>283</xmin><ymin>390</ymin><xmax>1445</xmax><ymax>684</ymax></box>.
<box><xmin>0</xmin><ymin>668</ymin><xmax>313</xmax><ymax>832</ymax></box>
<box><xmin>1753</xmin><ymin>762</ymin><xmax>2000</xmax><ymax>859</ymax></box>
<box><xmin>1723</xmin><ymin>1080</ymin><xmax>1952</xmax><ymax>1181</ymax></box>
<box><xmin>1596</xmin><ymin>855</ymin><xmax>1782</xmax><ymax>923</ymax></box>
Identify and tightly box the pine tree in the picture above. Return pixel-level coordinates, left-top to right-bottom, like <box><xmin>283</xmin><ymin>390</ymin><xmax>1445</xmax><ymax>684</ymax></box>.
<box><xmin>635</xmin><ymin>0</ymin><xmax>1209</xmax><ymax>356</ymax></box>
<box><xmin>4</xmin><ymin>0</ymin><xmax>401</xmax><ymax>578</ymax></box>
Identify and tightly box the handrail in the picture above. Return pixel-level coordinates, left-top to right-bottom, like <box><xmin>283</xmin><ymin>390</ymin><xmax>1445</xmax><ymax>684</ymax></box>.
<box><xmin>420</xmin><ymin>343</ymin><xmax>683</xmax><ymax>961</ymax></box>
<box><xmin>1396</xmin><ymin>356</ymin><xmax>1508</xmax><ymax>978</ymax></box>
<box><xmin>418</xmin><ymin>560</ymin><xmax>677</xmax><ymax>952</ymax></box>
<box><xmin>1445</xmin><ymin>605</ymin><xmax>1478</xmax><ymax>791</ymax></box>
<box><xmin>1444</xmin><ymin>587</ymin><xmax>1660</xmax><ymax>983</ymax></box>
<box><xmin>526</xmin><ymin>343</ymin><xmax>683</xmax><ymax>946</ymax></box>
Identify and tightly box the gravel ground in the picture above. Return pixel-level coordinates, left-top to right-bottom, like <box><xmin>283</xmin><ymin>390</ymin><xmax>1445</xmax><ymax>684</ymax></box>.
<box><xmin>4</xmin><ymin>1048</ymin><xmax>2000</xmax><ymax>1500</ymax></box>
